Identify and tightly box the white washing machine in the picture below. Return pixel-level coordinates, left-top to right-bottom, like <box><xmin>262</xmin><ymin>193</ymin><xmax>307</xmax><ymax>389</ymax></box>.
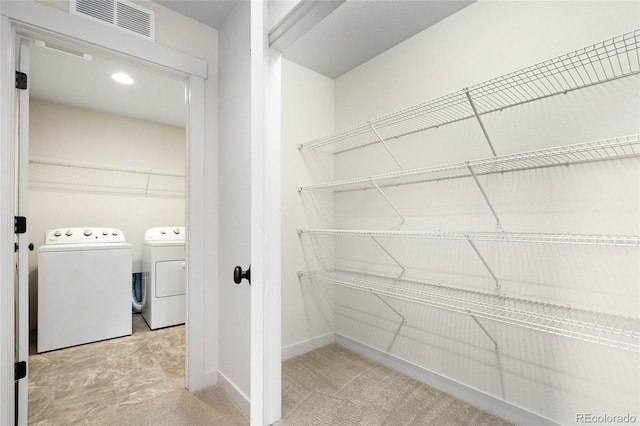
<box><xmin>142</xmin><ymin>227</ymin><xmax>185</xmax><ymax>330</ymax></box>
<box><xmin>37</xmin><ymin>227</ymin><xmax>132</xmax><ymax>353</ymax></box>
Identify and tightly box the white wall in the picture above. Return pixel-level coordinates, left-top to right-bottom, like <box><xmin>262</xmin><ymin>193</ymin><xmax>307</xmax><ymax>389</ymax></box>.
<box><xmin>329</xmin><ymin>1</ymin><xmax>639</xmax><ymax>424</ymax></box>
<box><xmin>218</xmin><ymin>0</ymin><xmax>252</xmax><ymax>406</ymax></box>
<box><xmin>28</xmin><ymin>99</ymin><xmax>185</xmax><ymax>327</ymax></box>
<box><xmin>281</xmin><ymin>59</ymin><xmax>335</xmax><ymax>354</ymax></box>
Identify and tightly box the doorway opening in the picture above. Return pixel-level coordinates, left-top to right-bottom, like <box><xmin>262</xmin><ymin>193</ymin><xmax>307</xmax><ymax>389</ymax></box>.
<box><xmin>21</xmin><ymin>34</ymin><xmax>190</xmax><ymax>424</ymax></box>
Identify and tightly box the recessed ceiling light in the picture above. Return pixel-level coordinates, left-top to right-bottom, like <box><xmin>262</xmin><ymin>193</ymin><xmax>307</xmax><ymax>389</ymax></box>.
<box><xmin>112</xmin><ymin>72</ymin><xmax>134</xmax><ymax>85</ymax></box>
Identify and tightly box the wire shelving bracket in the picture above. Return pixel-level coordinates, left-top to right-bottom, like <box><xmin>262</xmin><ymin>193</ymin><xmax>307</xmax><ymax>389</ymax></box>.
<box><xmin>298</xmin><ymin>30</ymin><xmax>640</xmax><ymax>154</ymax></box>
<box><xmin>300</xmin><ymin>270</ymin><xmax>640</xmax><ymax>352</ymax></box>
<box><xmin>466</xmin><ymin>237</ymin><xmax>501</xmax><ymax>293</ymax></box>
<box><xmin>469</xmin><ymin>314</ymin><xmax>506</xmax><ymax>399</ymax></box>
<box><xmin>464</xmin><ymin>88</ymin><xmax>498</xmax><ymax>157</ymax></box>
<box><xmin>369</xmin><ymin>122</ymin><xmax>404</xmax><ymax>170</ymax></box>
<box><xmin>370</xmin><ymin>235</ymin><xmax>406</xmax><ymax>277</ymax></box>
<box><xmin>466</xmin><ymin>162</ymin><xmax>501</xmax><ymax>229</ymax></box>
<box><xmin>371</xmin><ymin>178</ymin><xmax>406</xmax><ymax>223</ymax></box>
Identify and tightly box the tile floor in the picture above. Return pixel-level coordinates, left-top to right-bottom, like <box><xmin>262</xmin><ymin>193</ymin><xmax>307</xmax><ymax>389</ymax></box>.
<box><xmin>29</xmin><ymin>317</ymin><xmax>511</xmax><ymax>425</ymax></box>
<box><xmin>28</xmin><ymin>314</ymin><xmax>246</xmax><ymax>425</ymax></box>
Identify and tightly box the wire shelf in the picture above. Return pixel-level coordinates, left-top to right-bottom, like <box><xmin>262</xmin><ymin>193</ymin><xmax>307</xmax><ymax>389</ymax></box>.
<box><xmin>298</xmin><ymin>135</ymin><xmax>640</xmax><ymax>193</ymax></box>
<box><xmin>301</xmin><ymin>270</ymin><xmax>640</xmax><ymax>352</ymax></box>
<box><xmin>298</xmin><ymin>229</ymin><xmax>640</xmax><ymax>247</ymax></box>
<box><xmin>29</xmin><ymin>158</ymin><xmax>185</xmax><ymax>197</ymax></box>
<box><xmin>298</xmin><ymin>30</ymin><xmax>640</xmax><ymax>153</ymax></box>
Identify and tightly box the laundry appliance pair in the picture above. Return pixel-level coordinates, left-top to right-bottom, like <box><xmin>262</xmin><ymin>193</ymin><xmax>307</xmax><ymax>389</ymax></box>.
<box><xmin>37</xmin><ymin>226</ymin><xmax>185</xmax><ymax>353</ymax></box>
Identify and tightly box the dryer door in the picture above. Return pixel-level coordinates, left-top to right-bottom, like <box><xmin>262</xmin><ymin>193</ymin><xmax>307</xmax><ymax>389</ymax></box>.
<box><xmin>156</xmin><ymin>260</ymin><xmax>186</xmax><ymax>297</ymax></box>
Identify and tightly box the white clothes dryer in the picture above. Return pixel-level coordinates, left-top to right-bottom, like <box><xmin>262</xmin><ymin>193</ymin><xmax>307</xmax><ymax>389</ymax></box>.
<box><xmin>37</xmin><ymin>227</ymin><xmax>132</xmax><ymax>353</ymax></box>
<box><xmin>141</xmin><ymin>227</ymin><xmax>185</xmax><ymax>330</ymax></box>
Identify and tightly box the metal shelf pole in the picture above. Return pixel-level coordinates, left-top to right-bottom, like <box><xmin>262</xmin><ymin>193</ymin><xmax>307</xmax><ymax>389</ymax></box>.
<box><xmin>464</xmin><ymin>88</ymin><xmax>498</xmax><ymax>157</ymax></box>
<box><xmin>466</xmin><ymin>162</ymin><xmax>501</xmax><ymax>229</ymax></box>
<box><xmin>466</xmin><ymin>237</ymin><xmax>501</xmax><ymax>294</ymax></box>
<box><xmin>369</xmin><ymin>122</ymin><xmax>404</xmax><ymax>170</ymax></box>
<box><xmin>469</xmin><ymin>314</ymin><xmax>506</xmax><ymax>399</ymax></box>
<box><xmin>371</xmin><ymin>235</ymin><xmax>406</xmax><ymax>277</ymax></box>
<box><xmin>371</xmin><ymin>178</ymin><xmax>407</xmax><ymax>223</ymax></box>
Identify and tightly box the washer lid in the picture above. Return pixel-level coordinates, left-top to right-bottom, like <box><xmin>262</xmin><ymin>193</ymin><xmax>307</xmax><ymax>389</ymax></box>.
<box><xmin>38</xmin><ymin>241</ymin><xmax>132</xmax><ymax>252</ymax></box>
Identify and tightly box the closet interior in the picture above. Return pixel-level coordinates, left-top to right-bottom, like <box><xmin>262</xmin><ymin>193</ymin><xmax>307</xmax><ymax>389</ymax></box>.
<box><xmin>282</xmin><ymin>3</ymin><xmax>639</xmax><ymax>424</ymax></box>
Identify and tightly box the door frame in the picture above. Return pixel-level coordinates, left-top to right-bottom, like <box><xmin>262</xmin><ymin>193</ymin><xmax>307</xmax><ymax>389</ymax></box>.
<box><xmin>0</xmin><ymin>2</ymin><xmax>209</xmax><ymax>424</ymax></box>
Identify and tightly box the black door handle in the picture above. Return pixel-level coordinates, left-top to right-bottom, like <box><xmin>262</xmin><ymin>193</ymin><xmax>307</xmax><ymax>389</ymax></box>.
<box><xmin>28</xmin><ymin>243</ymin><xmax>34</xmax><ymax>251</ymax></box>
<box><xmin>234</xmin><ymin>265</ymin><xmax>251</xmax><ymax>285</ymax></box>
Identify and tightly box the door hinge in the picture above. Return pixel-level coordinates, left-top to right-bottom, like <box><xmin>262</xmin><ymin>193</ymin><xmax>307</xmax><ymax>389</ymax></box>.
<box><xmin>14</xmin><ymin>361</ymin><xmax>26</xmax><ymax>381</ymax></box>
<box><xmin>14</xmin><ymin>216</ymin><xmax>26</xmax><ymax>234</ymax></box>
<box><xmin>15</xmin><ymin>71</ymin><xmax>27</xmax><ymax>90</ymax></box>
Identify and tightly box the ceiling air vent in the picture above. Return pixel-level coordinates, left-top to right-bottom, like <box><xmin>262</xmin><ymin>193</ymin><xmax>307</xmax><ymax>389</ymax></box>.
<box><xmin>70</xmin><ymin>0</ymin><xmax>155</xmax><ymax>41</ymax></box>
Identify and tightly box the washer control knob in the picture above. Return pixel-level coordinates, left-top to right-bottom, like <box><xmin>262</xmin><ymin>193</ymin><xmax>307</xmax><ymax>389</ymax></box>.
<box><xmin>102</xmin><ymin>230</ymin><xmax>109</xmax><ymax>236</ymax></box>
<box><xmin>54</xmin><ymin>230</ymin><xmax>62</xmax><ymax>237</ymax></box>
<box><xmin>112</xmin><ymin>230</ymin><xmax>119</xmax><ymax>236</ymax></box>
<box><xmin>173</xmin><ymin>228</ymin><xmax>180</xmax><ymax>235</ymax></box>
<box><xmin>65</xmin><ymin>230</ymin><xmax>73</xmax><ymax>236</ymax></box>
<box><xmin>160</xmin><ymin>229</ymin><xmax>166</xmax><ymax>234</ymax></box>
<box><xmin>83</xmin><ymin>229</ymin><xmax>93</xmax><ymax>237</ymax></box>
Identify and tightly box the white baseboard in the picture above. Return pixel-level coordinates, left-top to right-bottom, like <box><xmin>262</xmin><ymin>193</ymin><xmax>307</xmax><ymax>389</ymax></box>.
<box><xmin>217</xmin><ymin>370</ymin><xmax>250</xmax><ymax>417</ymax></box>
<box><xmin>202</xmin><ymin>369</ymin><xmax>218</xmax><ymax>388</ymax></box>
<box><xmin>334</xmin><ymin>333</ymin><xmax>557</xmax><ymax>426</ymax></box>
<box><xmin>282</xmin><ymin>333</ymin><xmax>335</xmax><ymax>360</ymax></box>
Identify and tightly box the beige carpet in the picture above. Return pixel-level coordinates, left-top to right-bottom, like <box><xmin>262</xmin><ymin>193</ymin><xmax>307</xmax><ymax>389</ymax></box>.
<box><xmin>278</xmin><ymin>344</ymin><xmax>512</xmax><ymax>426</ymax></box>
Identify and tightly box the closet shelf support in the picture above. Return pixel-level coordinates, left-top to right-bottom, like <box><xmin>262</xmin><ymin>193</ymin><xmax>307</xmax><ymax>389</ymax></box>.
<box><xmin>469</xmin><ymin>313</ymin><xmax>506</xmax><ymax>399</ymax></box>
<box><xmin>466</xmin><ymin>236</ymin><xmax>501</xmax><ymax>293</ymax></box>
<box><xmin>464</xmin><ymin>88</ymin><xmax>498</xmax><ymax>157</ymax></box>
<box><xmin>371</xmin><ymin>178</ymin><xmax>406</xmax><ymax>223</ymax></box>
<box><xmin>374</xmin><ymin>293</ymin><xmax>407</xmax><ymax>325</ymax></box>
<box><xmin>369</xmin><ymin>122</ymin><xmax>404</xmax><ymax>170</ymax></box>
<box><xmin>370</xmin><ymin>235</ymin><xmax>406</xmax><ymax>277</ymax></box>
<box><xmin>466</xmin><ymin>162</ymin><xmax>501</xmax><ymax>229</ymax></box>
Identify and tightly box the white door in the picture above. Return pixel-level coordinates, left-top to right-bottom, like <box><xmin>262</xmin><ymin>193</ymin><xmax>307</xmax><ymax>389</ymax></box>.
<box><xmin>219</xmin><ymin>1</ymin><xmax>281</xmax><ymax>424</ymax></box>
<box><xmin>15</xmin><ymin>36</ymin><xmax>31</xmax><ymax>426</ymax></box>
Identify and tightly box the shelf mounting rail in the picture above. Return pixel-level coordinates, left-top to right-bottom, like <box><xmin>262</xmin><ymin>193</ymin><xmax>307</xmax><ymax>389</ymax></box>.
<box><xmin>299</xmin><ymin>269</ymin><xmax>640</xmax><ymax>352</ymax></box>
<box><xmin>298</xmin><ymin>30</ymin><xmax>640</xmax><ymax>154</ymax></box>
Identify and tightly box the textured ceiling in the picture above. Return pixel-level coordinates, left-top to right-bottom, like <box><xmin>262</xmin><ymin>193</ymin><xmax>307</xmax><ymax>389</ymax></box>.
<box><xmin>154</xmin><ymin>0</ymin><xmax>238</xmax><ymax>29</ymax></box>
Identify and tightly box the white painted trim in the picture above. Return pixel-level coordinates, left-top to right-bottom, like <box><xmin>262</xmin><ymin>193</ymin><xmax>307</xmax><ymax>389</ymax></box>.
<box><xmin>218</xmin><ymin>370</ymin><xmax>251</xmax><ymax>418</ymax></box>
<box><xmin>264</xmin><ymin>47</ymin><xmax>282</xmax><ymax>425</ymax></box>
<box><xmin>0</xmin><ymin>15</ymin><xmax>16</xmax><ymax>426</ymax></box>
<box><xmin>185</xmin><ymin>74</ymin><xmax>207</xmax><ymax>393</ymax></box>
<box><xmin>0</xmin><ymin>1</ymin><xmax>206</xmax><ymax>78</ymax></box>
<box><xmin>282</xmin><ymin>333</ymin><xmax>335</xmax><ymax>360</ymax></box>
<box><xmin>250</xmin><ymin>1</ymin><xmax>266</xmax><ymax>424</ymax></box>
<box><xmin>16</xmin><ymin>37</ymin><xmax>30</xmax><ymax>426</ymax></box>
<box><xmin>334</xmin><ymin>334</ymin><xmax>558</xmax><ymax>426</ymax></box>
<box><xmin>268</xmin><ymin>0</ymin><xmax>345</xmax><ymax>52</ymax></box>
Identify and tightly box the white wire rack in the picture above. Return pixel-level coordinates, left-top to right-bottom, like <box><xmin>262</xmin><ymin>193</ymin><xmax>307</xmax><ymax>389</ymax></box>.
<box><xmin>300</xmin><ymin>270</ymin><xmax>640</xmax><ymax>352</ymax></box>
<box><xmin>298</xmin><ymin>229</ymin><xmax>640</xmax><ymax>247</ymax></box>
<box><xmin>298</xmin><ymin>30</ymin><xmax>640</xmax><ymax>154</ymax></box>
<box><xmin>298</xmin><ymin>135</ymin><xmax>640</xmax><ymax>193</ymax></box>
<box><xmin>29</xmin><ymin>158</ymin><xmax>185</xmax><ymax>197</ymax></box>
